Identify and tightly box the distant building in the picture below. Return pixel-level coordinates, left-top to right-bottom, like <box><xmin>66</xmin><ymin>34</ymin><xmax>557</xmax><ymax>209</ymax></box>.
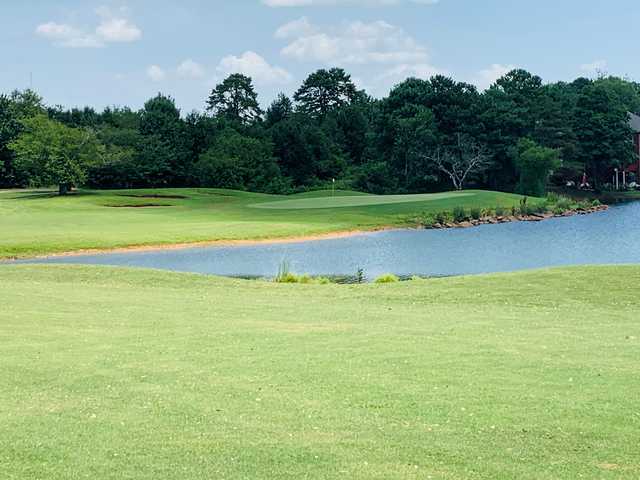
<box><xmin>628</xmin><ymin>113</ymin><xmax>640</xmax><ymax>180</ymax></box>
<box><xmin>631</xmin><ymin>113</ymin><xmax>640</xmax><ymax>157</ymax></box>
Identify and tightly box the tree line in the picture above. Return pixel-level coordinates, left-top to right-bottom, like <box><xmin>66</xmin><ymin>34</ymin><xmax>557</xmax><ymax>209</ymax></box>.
<box><xmin>1</xmin><ymin>68</ymin><xmax>638</xmax><ymax>196</ymax></box>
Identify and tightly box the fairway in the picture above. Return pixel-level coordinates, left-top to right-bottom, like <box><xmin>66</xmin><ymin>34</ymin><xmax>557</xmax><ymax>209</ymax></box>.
<box><xmin>1</xmin><ymin>265</ymin><xmax>638</xmax><ymax>479</ymax></box>
<box><xmin>0</xmin><ymin>188</ymin><xmax>526</xmax><ymax>259</ymax></box>
<box><xmin>250</xmin><ymin>192</ymin><xmax>475</xmax><ymax>209</ymax></box>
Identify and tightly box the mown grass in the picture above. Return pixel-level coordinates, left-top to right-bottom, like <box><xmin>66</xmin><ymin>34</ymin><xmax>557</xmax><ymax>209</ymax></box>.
<box><xmin>0</xmin><ymin>188</ymin><xmax>527</xmax><ymax>259</ymax></box>
<box><xmin>1</xmin><ymin>264</ymin><xmax>638</xmax><ymax>479</ymax></box>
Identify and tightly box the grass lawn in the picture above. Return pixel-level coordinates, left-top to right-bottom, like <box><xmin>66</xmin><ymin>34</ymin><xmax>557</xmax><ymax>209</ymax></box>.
<box><xmin>0</xmin><ymin>188</ymin><xmax>526</xmax><ymax>259</ymax></box>
<box><xmin>1</xmin><ymin>264</ymin><xmax>638</xmax><ymax>479</ymax></box>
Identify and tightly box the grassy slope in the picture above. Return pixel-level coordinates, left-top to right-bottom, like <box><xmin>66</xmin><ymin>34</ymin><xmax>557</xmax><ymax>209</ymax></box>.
<box><xmin>0</xmin><ymin>188</ymin><xmax>526</xmax><ymax>259</ymax></box>
<box><xmin>1</xmin><ymin>264</ymin><xmax>638</xmax><ymax>479</ymax></box>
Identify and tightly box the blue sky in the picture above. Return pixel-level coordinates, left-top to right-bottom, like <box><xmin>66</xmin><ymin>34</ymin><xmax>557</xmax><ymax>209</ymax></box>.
<box><xmin>2</xmin><ymin>0</ymin><xmax>638</xmax><ymax>112</ymax></box>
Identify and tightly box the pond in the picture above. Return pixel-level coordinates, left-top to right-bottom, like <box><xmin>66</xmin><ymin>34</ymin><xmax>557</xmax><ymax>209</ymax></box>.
<box><xmin>13</xmin><ymin>201</ymin><xmax>640</xmax><ymax>279</ymax></box>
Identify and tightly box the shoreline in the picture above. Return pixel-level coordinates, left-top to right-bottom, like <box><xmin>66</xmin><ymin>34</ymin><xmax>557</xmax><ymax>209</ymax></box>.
<box><xmin>5</xmin><ymin>227</ymin><xmax>398</xmax><ymax>260</ymax></box>
<box><xmin>4</xmin><ymin>204</ymin><xmax>610</xmax><ymax>261</ymax></box>
<box><xmin>420</xmin><ymin>204</ymin><xmax>609</xmax><ymax>230</ymax></box>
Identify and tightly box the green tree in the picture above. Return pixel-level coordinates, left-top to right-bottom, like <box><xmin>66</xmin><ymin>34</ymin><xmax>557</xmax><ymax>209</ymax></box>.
<box><xmin>294</xmin><ymin>68</ymin><xmax>357</xmax><ymax>118</ymax></box>
<box><xmin>480</xmin><ymin>69</ymin><xmax>544</xmax><ymax>189</ymax></box>
<box><xmin>0</xmin><ymin>96</ymin><xmax>21</xmax><ymax>186</ymax></box>
<box><xmin>87</xmin><ymin>107</ymin><xmax>143</xmax><ymax>189</ymax></box>
<box><xmin>574</xmin><ymin>84</ymin><xmax>634</xmax><ymax>186</ymax></box>
<box><xmin>270</xmin><ymin>114</ymin><xmax>343</xmax><ymax>185</ymax></box>
<box><xmin>0</xmin><ymin>89</ymin><xmax>45</xmax><ymax>187</ymax></box>
<box><xmin>383</xmin><ymin>76</ymin><xmax>481</xmax><ymax>143</ymax></box>
<box><xmin>9</xmin><ymin>89</ymin><xmax>45</xmax><ymax>119</ymax></box>
<box><xmin>265</xmin><ymin>93</ymin><xmax>293</xmax><ymax>128</ymax></box>
<box><xmin>9</xmin><ymin>114</ymin><xmax>102</xmax><ymax>195</ymax></box>
<box><xmin>332</xmin><ymin>101</ymin><xmax>370</xmax><ymax>165</ymax></box>
<box><xmin>138</xmin><ymin>94</ymin><xmax>191</xmax><ymax>186</ymax></box>
<box><xmin>194</xmin><ymin>129</ymin><xmax>286</xmax><ymax>193</ymax></box>
<box><xmin>595</xmin><ymin>76</ymin><xmax>640</xmax><ymax>113</ymax></box>
<box><xmin>391</xmin><ymin>105</ymin><xmax>438</xmax><ymax>190</ymax></box>
<box><xmin>207</xmin><ymin>74</ymin><xmax>262</xmax><ymax>124</ymax></box>
<box><xmin>140</xmin><ymin>94</ymin><xmax>183</xmax><ymax>137</ymax></box>
<box><xmin>514</xmin><ymin>138</ymin><xmax>561</xmax><ymax>196</ymax></box>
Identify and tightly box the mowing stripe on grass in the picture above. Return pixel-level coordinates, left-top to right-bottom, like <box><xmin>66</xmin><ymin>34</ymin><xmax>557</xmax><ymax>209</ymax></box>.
<box><xmin>250</xmin><ymin>192</ymin><xmax>476</xmax><ymax>210</ymax></box>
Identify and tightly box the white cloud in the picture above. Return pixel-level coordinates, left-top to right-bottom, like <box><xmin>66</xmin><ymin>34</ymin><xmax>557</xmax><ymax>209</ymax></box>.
<box><xmin>263</xmin><ymin>0</ymin><xmax>438</xmax><ymax>6</ymax></box>
<box><xmin>275</xmin><ymin>16</ymin><xmax>316</xmax><ymax>39</ymax></box>
<box><xmin>35</xmin><ymin>6</ymin><xmax>141</xmax><ymax>48</ymax></box>
<box><xmin>580</xmin><ymin>59</ymin><xmax>607</xmax><ymax>74</ymax></box>
<box><xmin>216</xmin><ymin>51</ymin><xmax>293</xmax><ymax>85</ymax></box>
<box><xmin>35</xmin><ymin>22</ymin><xmax>104</xmax><ymax>48</ymax></box>
<box><xmin>35</xmin><ymin>22</ymin><xmax>80</xmax><ymax>40</ymax></box>
<box><xmin>473</xmin><ymin>63</ymin><xmax>516</xmax><ymax>91</ymax></box>
<box><xmin>279</xmin><ymin>18</ymin><xmax>428</xmax><ymax>65</ymax></box>
<box><xmin>96</xmin><ymin>19</ymin><xmax>141</xmax><ymax>42</ymax></box>
<box><xmin>177</xmin><ymin>59</ymin><xmax>206</xmax><ymax>79</ymax></box>
<box><xmin>147</xmin><ymin>65</ymin><xmax>166</xmax><ymax>82</ymax></box>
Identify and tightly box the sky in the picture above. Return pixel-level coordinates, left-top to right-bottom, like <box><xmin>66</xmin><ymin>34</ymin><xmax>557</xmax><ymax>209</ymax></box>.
<box><xmin>1</xmin><ymin>0</ymin><xmax>639</xmax><ymax>113</ymax></box>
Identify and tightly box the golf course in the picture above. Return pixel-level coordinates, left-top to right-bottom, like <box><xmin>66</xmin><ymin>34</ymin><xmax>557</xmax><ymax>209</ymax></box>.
<box><xmin>1</xmin><ymin>264</ymin><xmax>638</xmax><ymax>479</ymax></box>
<box><xmin>2</xmin><ymin>188</ymin><xmax>639</xmax><ymax>479</ymax></box>
<box><xmin>0</xmin><ymin>188</ymin><xmax>527</xmax><ymax>259</ymax></box>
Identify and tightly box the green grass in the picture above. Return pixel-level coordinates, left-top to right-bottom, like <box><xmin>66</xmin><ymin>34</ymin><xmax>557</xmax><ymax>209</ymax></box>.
<box><xmin>1</xmin><ymin>265</ymin><xmax>638</xmax><ymax>479</ymax></box>
<box><xmin>250</xmin><ymin>192</ymin><xmax>477</xmax><ymax>209</ymax></box>
<box><xmin>0</xmin><ymin>188</ymin><xmax>527</xmax><ymax>259</ymax></box>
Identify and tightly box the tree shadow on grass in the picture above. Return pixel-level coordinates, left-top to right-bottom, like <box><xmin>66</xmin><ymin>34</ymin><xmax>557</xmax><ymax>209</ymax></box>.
<box><xmin>9</xmin><ymin>190</ymin><xmax>99</xmax><ymax>200</ymax></box>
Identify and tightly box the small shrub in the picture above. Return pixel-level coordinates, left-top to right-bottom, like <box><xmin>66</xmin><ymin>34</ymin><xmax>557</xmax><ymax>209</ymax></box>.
<box><xmin>453</xmin><ymin>206</ymin><xmax>467</xmax><ymax>222</ymax></box>
<box><xmin>511</xmin><ymin>205</ymin><xmax>518</xmax><ymax>216</ymax></box>
<box><xmin>591</xmin><ymin>199</ymin><xmax>601</xmax><ymax>207</ymax></box>
<box><xmin>555</xmin><ymin>196</ymin><xmax>572</xmax><ymax>210</ymax></box>
<box><xmin>316</xmin><ymin>277</ymin><xmax>332</xmax><ymax>285</ymax></box>
<box><xmin>546</xmin><ymin>192</ymin><xmax>560</xmax><ymax>204</ymax></box>
<box><xmin>482</xmin><ymin>207</ymin><xmax>494</xmax><ymax>218</ymax></box>
<box><xmin>533</xmin><ymin>202</ymin><xmax>547</xmax><ymax>214</ymax></box>
<box><xmin>421</xmin><ymin>213</ymin><xmax>436</xmax><ymax>228</ymax></box>
<box><xmin>275</xmin><ymin>260</ymin><xmax>293</xmax><ymax>282</ymax></box>
<box><xmin>519</xmin><ymin>197</ymin><xmax>529</xmax><ymax>215</ymax></box>
<box><xmin>275</xmin><ymin>272</ymin><xmax>300</xmax><ymax>283</ymax></box>
<box><xmin>495</xmin><ymin>205</ymin><xmax>506</xmax><ymax>216</ymax></box>
<box><xmin>298</xmin><ymin>274</ymin><xmax>314</xmax><ymax>284</ymax></box>
<box><xmin>374</xmin><ymin>274</ymin><xmax>400</xmax><ymax>284</ymax></box>
<box><xmin>434</xmin><ymin>211</ymin><xmax>448</xmax><ymax>224</ymax></box>
<box><xmin>553</xmin><ymin>206</ymin><xmax>565</xmax><ymax>215</ymax></box>
<box><xmin>356</xmin><ymin>268</ymin><xmax>365</xmax><ymax>284</ymax></box>
<box><xmin>470</xmin><ymin>207</ymin><xmax>482</xmax><ymax>220</ymax></box>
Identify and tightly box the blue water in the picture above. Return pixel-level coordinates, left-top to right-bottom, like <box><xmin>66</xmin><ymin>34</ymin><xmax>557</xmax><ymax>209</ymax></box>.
<box><xmin>11</xmin><ymin>202</ymin><xmax>640</xmax><ymax>278</ymax></box>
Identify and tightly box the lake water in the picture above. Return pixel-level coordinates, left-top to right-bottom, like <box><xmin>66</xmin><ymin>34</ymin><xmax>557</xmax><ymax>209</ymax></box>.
<box><xmin>12</xmin><ymin>201</ymin><xmax>640</xmax><ymax>279</ymax></box>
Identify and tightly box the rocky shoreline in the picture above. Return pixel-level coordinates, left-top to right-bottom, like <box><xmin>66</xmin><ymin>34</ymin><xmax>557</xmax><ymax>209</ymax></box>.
<box><xmin>424</xmin><ymin>204</ymin><xmax>609</xmax><ymax>230</ymax></box>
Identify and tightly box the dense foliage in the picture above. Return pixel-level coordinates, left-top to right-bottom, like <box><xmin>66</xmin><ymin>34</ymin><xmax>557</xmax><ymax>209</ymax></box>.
<box><xmin>1</xmin><ymin>68</ymin><xmax>638</xmax><ymax>194</ymax></box>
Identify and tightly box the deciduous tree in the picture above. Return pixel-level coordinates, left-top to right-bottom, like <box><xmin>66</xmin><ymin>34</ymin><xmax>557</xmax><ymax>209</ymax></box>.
<box><xmin>514</xmin><ymin>138</ymin><xmax>561</xmax><ymax>196</ymax></box>
<box><xmin>9</xmin><ymin>115</ymin><xmax>102</xmax><ymax>195</ymax></box>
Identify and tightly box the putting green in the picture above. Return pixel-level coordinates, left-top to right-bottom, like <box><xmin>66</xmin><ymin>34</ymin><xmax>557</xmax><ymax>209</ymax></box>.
<box><xmin>251</xmin><ymin>192</ymin><xmax>475</xmax><ymax>210</ymax></box>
